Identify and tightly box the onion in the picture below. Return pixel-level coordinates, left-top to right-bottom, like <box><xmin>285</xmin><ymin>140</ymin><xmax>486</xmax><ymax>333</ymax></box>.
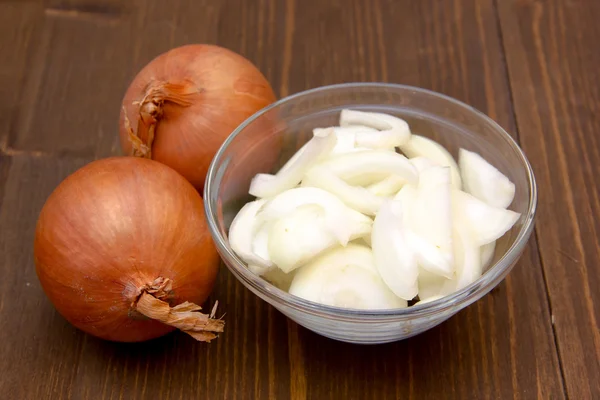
<box><xmin>119</xmin><ymin>44</ymin><xmax>277</xmax><ymax>191</ymax></box>
<box><xmin>400</xmin><ymin>134</ymin><xmax>462</xmax><ymax>189</ymax></box>
<box><xmin>339</xmin><ymin>109</ymin><xmax>411</xmax><ymax>149</ymax></box>
<box><xmin>228</xmin><ymin>198</ymin><xmax>273</xmax><ymax>269</ymax></box>
<box><xmin>249</xmin><ymin>127</ymin><xmax>337</xmax><ymax>198</ymax></box>
<box><xmin>371</xmin><ymin>200</ymin><xmax>418</xmax><ymax>300</ymax></box>
<box><xmin>267</xmin><ymin>204</ymin><xmax>372</xmax><ymax>272</ymax></box>
<box><xmin>458</xmin><ymin>149</ymin><xmax>516</xmax><ymax>208</ymax></box>
<box><xmin>289</xmin><ymin>244</ymin><xmax>407</xmax><ymax>309</ymax></box>
<box><xmin>34</xmin><ymin>157</ymin><xmax>223</xmax><ymax>343</ymax></box>
<box><xmin>452</xmin><ymin>189</ymin><xmax>520</xmax><ymax>246</ymax></box>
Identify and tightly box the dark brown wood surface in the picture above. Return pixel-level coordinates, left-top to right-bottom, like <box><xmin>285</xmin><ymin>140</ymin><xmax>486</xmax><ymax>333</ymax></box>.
<box><xmin>0</xmin><ymin>0</ymin><xmax>596</xmax><ymax>398</ymax></box>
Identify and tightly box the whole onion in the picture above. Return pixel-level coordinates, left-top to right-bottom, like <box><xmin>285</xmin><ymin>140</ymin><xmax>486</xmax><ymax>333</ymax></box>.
<box><xmin>34</xmin><ymin>157</ymin><xmax>223</xmax><ymax>342</ymax></box>
<box><xmin>119</xmin><ymin>44</ymin><xmax>277</xmax><ymax>191</ymax></box>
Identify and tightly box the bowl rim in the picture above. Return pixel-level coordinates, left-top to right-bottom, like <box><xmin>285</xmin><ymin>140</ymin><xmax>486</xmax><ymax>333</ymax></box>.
<box><xmin>204</xmin><ymin>82</ymin><xmax>537</xmax><ymax>320</ymax></box>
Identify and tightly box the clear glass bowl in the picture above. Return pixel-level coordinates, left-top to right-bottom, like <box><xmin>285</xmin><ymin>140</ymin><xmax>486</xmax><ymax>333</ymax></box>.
<box><xmin>204</xmin><ymin>83</ymin><xmax>537</xmax><ymax>344</ymax></box>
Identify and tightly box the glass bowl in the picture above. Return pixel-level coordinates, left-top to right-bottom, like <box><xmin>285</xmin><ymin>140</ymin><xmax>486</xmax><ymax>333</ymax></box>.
<box><xmin>204</xmin><ymin>83</ymin><xmax>537</xmax><ymax>344</ymax></box>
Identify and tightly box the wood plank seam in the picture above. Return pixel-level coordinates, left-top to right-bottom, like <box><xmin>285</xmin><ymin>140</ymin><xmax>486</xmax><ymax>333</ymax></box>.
<box><xmin>491</xmin><ymin>0</ymin><xmax>569</xmax><ymax>398</ymax></box>
<box><xmin>44</xmin><ymin>7</ymin><xmax>122</xmax><ymax>24</ymax></box>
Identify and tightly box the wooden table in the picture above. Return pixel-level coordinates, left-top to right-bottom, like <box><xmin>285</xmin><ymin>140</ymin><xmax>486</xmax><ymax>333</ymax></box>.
<box><xmin>1</xmin><ymin>0</ymin><xmax>598</xmax><ymax>398</ymax></box>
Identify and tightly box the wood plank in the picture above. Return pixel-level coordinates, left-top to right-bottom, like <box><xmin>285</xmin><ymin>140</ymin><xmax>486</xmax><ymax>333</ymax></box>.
<box><xmin>67</xmin><ymin>1</ymin><xmax>294</xmax><ymax>399</ymax></box>
<box><xmin>0</xmin><ymin>3</ymin><xmax>44</xmax><ymax>149</ymax></box>
<box><xmin>282</xmin><ymin>0</ymin><xmax>565</xmax><ymax>398</ymax></box>
<box><xmin>46</xmin><ymin>0</ymin><xmax>129</xmax><ymax>17</ymax></box>
<box><xmin>497</xmin><ymin>0</ymin><xmax>600</xmax><ymax>398</ymax></box>
<box><xmin>9</xmin><ymin>12</ymin><xmax>134</xmax><ymax>157</ymax></box>
<box><xmin>0</xmin><ymin>155</ymin><xmax>92</xmax><ymax>399</ymax></box>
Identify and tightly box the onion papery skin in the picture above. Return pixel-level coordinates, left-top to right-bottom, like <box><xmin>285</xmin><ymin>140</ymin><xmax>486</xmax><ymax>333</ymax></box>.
<box><xmin>119</xmin><ymin>44</ymin><xmax>277</xmax><ymax>191</ymax></box>
<box><xmin>34</xmin><ymin>157</ymin><xmax>220</xmax><ymax>342</ymax></box>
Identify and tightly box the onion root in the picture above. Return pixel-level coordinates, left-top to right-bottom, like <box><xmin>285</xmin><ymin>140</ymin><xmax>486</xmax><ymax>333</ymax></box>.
<box><xmin>133</xmin><ymin>277</ymin><xmax>224</xmax><ymax>342</ymax></box>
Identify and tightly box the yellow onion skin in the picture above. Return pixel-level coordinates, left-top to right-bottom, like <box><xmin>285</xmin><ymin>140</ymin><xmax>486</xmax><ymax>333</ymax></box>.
<box><xmin>119</xmin><ymin>44</ymin><xmax>277</xmax><ymax>192</ymax></box>
<box><xmin>34</xmin><ymin>157</ymin><xmax>220</xmax><ymax>342</ymax></box>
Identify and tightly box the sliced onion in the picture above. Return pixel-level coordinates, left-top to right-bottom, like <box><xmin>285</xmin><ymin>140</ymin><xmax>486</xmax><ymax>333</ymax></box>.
<box><xmin>367</xmin><ymin>175</ymin><xmax>406</xmax><ymax>197</ymax></box>
<box><xmin>249</xmin><ymin>127</ymin><xmax>336</xmax><ymax>198</ymax></box>
<box><xmin>262</xmin><ymin>268</ymin><xmax>297</xmax><ymax>291</ymax></box>
<box><xmin>289</xmin><ymin>244</ymin><xmax>407</xmax><ymax>309</ymax></box>
<box><xmin>395</xmin><ymin>183</ymin><xmax>454</xmax><ymax>278</ymax></box>
<box><xmin>417</xmin><ymin>270</ymin><xmax>448</xmax><ymax>301</ymax></box>
<box><xmin>409</xmin><ymin>156</ymin><xmax>439</xmax><ymax>173</ymax></box>
<box><xmin>331</xmin><ymin>126</ymin><xmax>376</xmax><ymax>154</ymax></box>
<box><xmin>256</xmin><ymin>187</ymin><xmax>354</xmax><ymax>245</ymax></box>
<box><xmin>302</xmin><ymin>167</ymin><xmax>384</xmax><ymax>215</ymax></box>
<box><xmin>229</xmin><ymin>199</ymin><xmax>273</xmax><ymax>269</ymax></box>
<box><xmin>481</xmin><ymin>241</ymin><xmax>496</xmax><ymax>268</ymax></box>
<box><xmin>452</xmin><ymin>190</ymin><xmax>521</xmax><ymax>246</ymax></box>
<box><xmin>414</xmin><ymin>295</ymin><xmax>444</xmax><ymax>305</ymax></box>
<box><xmin>340</xmin><ymin>109</ymin><xmax>411</xmax><ymax>149</ymax></box>
<box><xmin>441</xmin><ymin>223</ymin><xmax>483</xmax><ymax>293</ymax></box>
<box><xmin>371</xmin><ymin>200</ymin><xmax>418</xmax><ymax>300</ymax></box>
<box><xmin>411</xmin><ymin>167</ymin><xmax>454</xmax><ymax>277</ymax></box>
<box><xmin>267</xmin><ymin>205</ymin><xmax>372</xmax><ymax>273</ymax></box>
<box><xmin>400</xmin><ymin>134</ymin><xmax>462</xmax><ymax>189</ymax></box>
<box><xmin>319</xmin><ymin>150</ymin><xmax>418</xmax><ymax>184</ymax></box>
<box><xmin>458</xmin><ymin>149</ymin><xmax>516</xmax><ymax>209</ymax></box>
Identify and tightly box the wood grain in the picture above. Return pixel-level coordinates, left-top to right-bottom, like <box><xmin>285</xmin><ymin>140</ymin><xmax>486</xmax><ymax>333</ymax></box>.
<box><xmin>9</xmin><ymin>11</ymin><xmax>133</xmax><ymax>157</ymax></box>
<box><xmin>0</xmin><ymin>155</ymin><xmax>92</xmax><ymax>399</ymax></box>
<box><xmin>498</xmin><ymin>0</ymin><xmax>600</xmax><ymax>398</ymax></box>
<box><xmin>0</xmin><ymin>3</ymin><xmax>43</xmax><ymax>150</ymax></box>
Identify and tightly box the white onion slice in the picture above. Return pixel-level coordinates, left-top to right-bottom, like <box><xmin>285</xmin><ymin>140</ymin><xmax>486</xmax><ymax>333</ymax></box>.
<box><xmin>411</xmin><ymin>166</ymin><xmax>454</xmax><ymax>277</ymax></box>
<box><xmin>414</xmin><ymin>295</ymin><xmax>444</xmax><ymax>305</ymax></box>
<box><xmin>442</xmin><ymin>223</ymin><xmax>483</xmax><ymax>293</ymax></box>
<box><xmin>400</xmin><ymin>134</ymin><xmax>462</xmax><ymax>189</ymax></box>
<box><xmin>229</xmin><ymin>199</ymin><xmax>273</xmax><ymax>269</ymax></box>
<box><xmin>340</xmin><ymin>109</ymin><xmax>411</xmax><ymax>148</ymax></box>
<box><xmin>256</xmin><ymin>187</ymin><xmax>354</xmax><ymax>245</ymax></box>
<box><xmin>409</xmin><ymin>156</ymin><xmax>439</xmax><ymax>173</ymax></box>
<box><xmin>262</xmin><ymin>268</ymin><xmax>297</xmax><ymax>291</ymax></box>
<box><xmin>289</xmin><ymin>244</ymin><xmax>407</xmax><ymax>309</ymax></box>
<box><xmin>481</xmin><ymin>241</ymin><xmax>496</xmax><ymax>268</ymax></box>
<box><xmin>371</xmin><ymin>200</ymin><xmax>418</xmax><ymax>300</ymax></box>
<box><xmin>267</xmin><ymin>205</ymin><xmax>372</xmax><ymax>273</ymax></box>
<box><xmin>331</xmin><ymin>126</ymin><xmax>377</xmax><ymax>154</ymax></box>
<box><xmin>417</xmin><ymin>269</ymin><xmax>448</xmax><ymax>301</ymax></box>
<box><xmin>302</xmin><ymin>167</ymin><xmax>384</xmax><ymax>215</ymax></box>
<box><xmin>319</xmin><ymin>150</ymin><xmax>418</xmax><ymax>184</ymax></box>
<box><xmin>366</xmin><ymin>175</ymin><xmax>406</xmax><ymax>197</ymax></box>
<box><xmin>249</xmin><ymin>127</ymin><xmax>337</xmax><ymax>198</ymax></box>
<box><xmin>452</xmin><ymin>190</ymin><xmax>520</xmax><ymax>246</ymax></box>
<box><xmin>394</xmin><ymin>183</ymin><xmax>454</xmax><ymax>278</ymax></box>
<box><xmin>458</xmin><ymin>148</ymin><xmax>516</xmax><ymax>209</ymax></box>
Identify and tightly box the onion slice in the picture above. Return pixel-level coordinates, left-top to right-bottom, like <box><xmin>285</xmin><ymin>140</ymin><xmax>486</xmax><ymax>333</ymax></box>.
<box><xmin>289</xmin><ymin>244</ymin><xmax>407</xmax><ymax>309</ymax></box>
<box><xmin>340</xmin><ymin>109</ymin><xmax>411</xmax><ymax>149</ymax></box>
<box><xmin>399</xmin><ymin>135</ymin><xmax>462</xmax><ymax>189</ymax></box>
<box><xmin>267</xmin><ymin>205</ymin><xmax>372</xmax><ymax>273</ymax></box>
<box><xmin>367</xmin><ymin>175</ymin><xmax>406</xmax><ymax>197</ymax></box>
<box><xmin>442</xmin><ymin>223</ymin><xmax>483</xmax><ymax>293</ymax></box>
<box><xmin>229</xmin><ymin>199</ymin><xmax>273</xmax><ymax>269</ymax></box>
<box><xmin>458</xmin><ymin>148</ymin><xmax>516</xmax><ymax>208</ymax></box>
<box><xmin>256</xmin><ymin>187</ymin><xmax>354</xmax><ymax>245</ymax></box>
<box><xmin>319</xmin><ymin>150</ymin><xmax>418</xmax><ymax>184</ymax></box>
<box><xmin>371</xmin><ymin>200</ymin><xmax>418</xmax><ymax>300</ymax></box>
<box><xmin>452</xmin><ymin>190</ymin><xmax>521</xmax><ymax>246</ymax></box>
<box><xmin>303</xmin><ymin>167</ymin><xmax>384</xmax><ymax>215</ymax></box>
<box><xmin>249</xmin><ymin>127</ymin><xmax>336</xmax><ymax>198</ymax></box>
<box><xmin>410</xmin><ymin>167</ymin><xmax>454</xmax><ymax>278</ymax></box>
<box><xmin>481</xmin><ymin>241</ymin><xmax>496</xmax><ymax>268</ymax></box>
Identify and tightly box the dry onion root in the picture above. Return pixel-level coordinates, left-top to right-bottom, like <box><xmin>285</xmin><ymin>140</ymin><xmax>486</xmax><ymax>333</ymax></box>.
<box><xmin>120</xmin><ymin>44</ymin><xmax>277</xmax><ymax>192</ymax></box>
<box><xmin>34</xmin><ymin>157</ymin><xmax>223</xmax><ymax>342</ymax></box>
<box><xmin>229</xmin><ymin>109</ymin><xmax>521</xmax><ymax>309</ymax></box>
